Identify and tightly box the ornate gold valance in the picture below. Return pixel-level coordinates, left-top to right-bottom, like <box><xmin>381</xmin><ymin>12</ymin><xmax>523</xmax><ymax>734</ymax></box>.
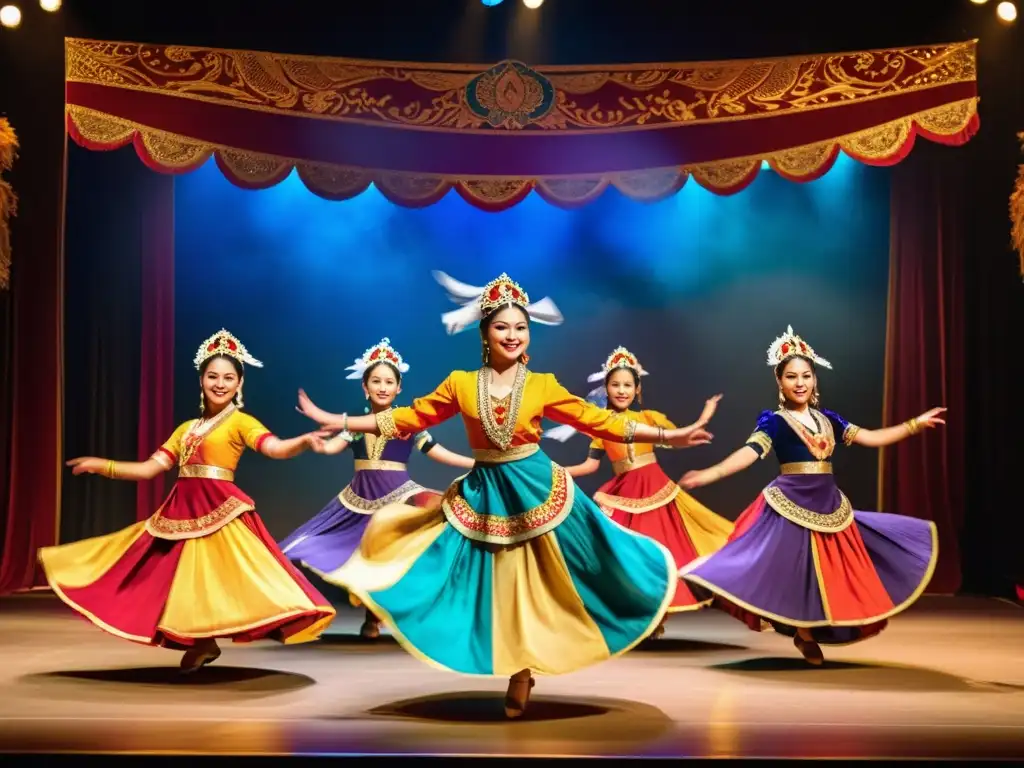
<box><xmin>0</xmin><ymin>118</ymin><xmax>17</xmax><ymax>290</ymax></box>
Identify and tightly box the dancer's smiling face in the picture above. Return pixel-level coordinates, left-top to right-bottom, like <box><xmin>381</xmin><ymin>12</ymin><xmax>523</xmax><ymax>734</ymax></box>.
<box><xmin>484</xmin><ymin>305</ymin><xmax>530</xmax><ymax>366</ymax></box>
<box><xmin>605</xmin><ymin>368</ymin><xmax>639</xmax><ymax>412</ymax></box>
<box><xmin>777</xmin><ymin>355</ymin><xmax>816</xmax><ymax>407</ymax></box>
<box><xmin>200</xmin><ymin>355</ymin><xmax>242</xmax><ymax>413</ymax></box>
<box><xmin>362</xmin><ymin>363</ymin><xmax>401</xmax><ymax>410</ymax></box>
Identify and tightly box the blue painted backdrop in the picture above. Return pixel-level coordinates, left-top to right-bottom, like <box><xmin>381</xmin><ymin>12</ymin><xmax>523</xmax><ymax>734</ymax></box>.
<box><xmin>174</xmin><ymin>154</ymin><xmax>889</xmax><ymax>541</ymax></box>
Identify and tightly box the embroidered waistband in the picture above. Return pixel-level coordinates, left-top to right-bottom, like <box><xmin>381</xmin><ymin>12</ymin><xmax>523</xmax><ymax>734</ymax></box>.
<box><xmin>472</xmin><ymin>443</ymin><xmax>539</xmax><ymax>464</ymax></box>
<box><xmin>178</xmin><ymin>464</ymin><xmax>234</xmax><ymax>482</ymax></box>
<box><xmin>611</xmin><ymin>452</ymin><xmax>657</xmax><ymax>476</ymax></box>
<box><xmin>779</xmin><ymin>462</ymin><xmax>833</xmax><ymax>475</ymax></box>
<box><xmin>354</xmin><ymin>459</ymin><xmax>407</xmax><ymax>472</ymax></box>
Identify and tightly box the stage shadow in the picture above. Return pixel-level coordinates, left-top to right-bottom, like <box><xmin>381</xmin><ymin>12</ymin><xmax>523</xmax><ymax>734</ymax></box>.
<box><xmin>26</xmin><ymin>666</ymin><xmax>315</xmax><ymax>697</ymax></box>
<box><xmin>711</xmin><ymin>656</ymin><xmax>1023</xmax><ymax>693</ymax></box>
<box><xmin>370</xmin><ymin>691</ymin><xmax>607</xmax><ymax>723</ymax></box>
<box><xmin>633</xmin><ymin>637</ymin><xmax>746</xmax><ymax>653</ymax></box>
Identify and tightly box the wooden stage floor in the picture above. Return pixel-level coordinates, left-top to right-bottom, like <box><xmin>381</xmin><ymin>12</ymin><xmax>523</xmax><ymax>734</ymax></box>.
<box><xmin>1</xmin><ymin>592</ymin><xmax>1022</xmax><ymax>761</ymax></box>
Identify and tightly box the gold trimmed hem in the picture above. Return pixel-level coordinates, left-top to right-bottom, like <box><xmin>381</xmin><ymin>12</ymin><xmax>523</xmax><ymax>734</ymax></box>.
<box><xmin>594</xmin><ymin>481</ymin><xmax>680</xmax><ymax>514</ymax></box>
<box><xmin>665</xmin><ymin>597</ymin><xmax>715</xmax><ymax>614</ymax></box>
<box><xmin>763</xmin><ymin>485</ymin><xmax>854</xmax><ymax>533</ymax></box>
<box><xmin>145</xmin><ymin>497</ymin><xmax>254</xmax><ymax>540</ymax></box>
<box><xmin>681</xmin><ymin>520</ymin><xmax>939</xmax><ymax>628</ymax></box>
<box><xmin>155</xmin><ymin>605</ymin><xmax>336</xmax><ymax>643</ymax></box>
<box><xmin>338</xmin><ymin>480</ymin><xmax>425</xmax><ymax>515</ymax></box>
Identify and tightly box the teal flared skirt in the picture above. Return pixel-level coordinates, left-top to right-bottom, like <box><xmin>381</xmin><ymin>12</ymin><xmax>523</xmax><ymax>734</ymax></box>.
<box><xmin>320</xmin><ymin>448</ymin><xmax>677</xmax><ymax>677</ymax></box>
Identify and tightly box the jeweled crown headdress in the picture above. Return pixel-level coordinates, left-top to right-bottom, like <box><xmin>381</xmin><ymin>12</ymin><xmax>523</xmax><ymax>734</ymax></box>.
<box><xmin>194</xmin><ymin>328</ymin><xmax>263</xmax><ymax>370</ymax></box>
<box><xmin>587</xmin><ymin>346</ymin><xmax>647</xmax><ymax>383</ymax></box>
<box><xmin>345</xmin><ymin>337</ymin><xmax>410</xmax><ymax>380</ymax></box>
<box><xmin>766</xmin><ymin>325</ymin><xmax>831</xmax><ymax>370</ymax></box>
<box><xmin>432</xmin><ymin>270</ymin><xmax>564</xmax><ymax>335</ymax></box>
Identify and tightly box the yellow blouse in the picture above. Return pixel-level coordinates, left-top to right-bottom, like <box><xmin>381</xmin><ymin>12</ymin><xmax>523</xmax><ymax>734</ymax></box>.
<box><xmin>376</xmin><ymin>367</ymin><xmax>636</xmax><ymax>453</ymax></box>
<box><xmin>152</xmin><ymin>408</ymin><xmax>271</xmax><ymax>471</ymax></box>
<box><xmin>589</xmin><ymin>410</ymin><xmax>676</xmax><ymax>462</ymax></box>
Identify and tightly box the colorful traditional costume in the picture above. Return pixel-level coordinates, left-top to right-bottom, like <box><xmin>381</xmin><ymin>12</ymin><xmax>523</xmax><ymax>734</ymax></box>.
<box><xmin>320</xmin><ymin>274</ymin><xmax>677</xmax><ymax>676</ymax></box>
<box><xmin>39</xmin><ymin>330</ymin><xmax>336</xmax><ymax>650</ymax></box>
<box><xmin>545</xmin><ymin>347</ymin><xmax>733</xmax><ymax>614</ymax></box>
<box><xmin>280</xmin><ymin>339</ymin><xmax>442</xmax><ymax>577</ymax></box>
<box><xmin>681</xmin><ymin>327</ymin><xmax>938</xmax><ymax>645</ymax></box>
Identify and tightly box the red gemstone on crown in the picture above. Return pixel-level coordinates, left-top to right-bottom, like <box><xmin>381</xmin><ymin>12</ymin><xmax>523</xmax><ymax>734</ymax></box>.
<box><xmin>489</xmin><ymin>286</ymin><xmax>501</xmax><ymax>300</ymax></box>
<box><xmin>227</xmin><ymin>340</ymin><xmax>237</xmax><ymax>351</ymax></box>
<box><xmin>369</xmin><ymin>349</ymin><xmax>380</xmax><ymax>360</ymax></box>
<box><xmin>781</xmin><ymin>343</ymin><xmax>790</xmax><ymax>354</ymax></box>
<box><xmin>207</xmin><ymin>343</ymin><xmax>216</xmax><ymax>352</ymax></box>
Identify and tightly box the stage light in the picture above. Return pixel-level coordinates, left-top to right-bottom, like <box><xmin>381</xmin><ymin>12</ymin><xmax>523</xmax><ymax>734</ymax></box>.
<box><xmin>522</xmin><ymin>0</ymin><xmax>544</xmax><ymax>8</ymax></box>
<box><xmin>970</xmin><ymin>0</ymin><xmax>989</xmax><ymax>5</ymax></box>
<box><xmin>39</xmin><ymin>0</ymin><xmax>61</xmax><ymax>10</ymax></box>
<box><xmin>997</xmin><ymin>1</ymin><xmax>1017</xmax><ymax>20</ymax></box>
<box><xmin>0</xmin><ymin>5</ymin><xmax>21</xmax><ymax>27</ymax></box>
<box><xmin>481</xmin><ymin>0</ymin><xmax>504</xmax><ymax>5</ymax></box>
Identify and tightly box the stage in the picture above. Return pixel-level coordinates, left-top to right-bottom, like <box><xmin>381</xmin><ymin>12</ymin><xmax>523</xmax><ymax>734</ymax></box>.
<box><xmin>0</xmin><ymin>592</ymin><xmax>1021</xmax><ymax>761</ymax></box>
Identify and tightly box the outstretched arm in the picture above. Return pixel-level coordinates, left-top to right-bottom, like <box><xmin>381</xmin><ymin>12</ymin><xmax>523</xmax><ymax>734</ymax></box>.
<box><xmin>564</xmin><ymin>456</ymin><xmax>601</xmax><ymax>478</ymax></box>
<box><xmin>851</xmin><ymin>407</ymin><xmax>946</xmax><ymax>448</ymax></box>
<box><xmin>260</xmin><ymin>430</ymin><xmax>330</xmax><ymax>460</ymax></box>
<box><xmin>425</xmin><ymin>444</ymin><xmax>475</xmax><ymax>470</ymax></box>
<box><xmin>680</xmin><ymin>446</ymin><xmax>760</xmax><ymax>490</ymax></box>
<box><xmin>67</xmin><ymin>456</ymin><xmax>169</xmax><ymax>481</ymax></box>
<box><xmin>313</xmin><ymin>433</ymin><xmax>352</xmax><ymax>456</ymax></box>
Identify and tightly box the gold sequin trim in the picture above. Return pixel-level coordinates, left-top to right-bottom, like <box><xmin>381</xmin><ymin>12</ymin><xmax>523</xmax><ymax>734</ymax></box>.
<box><xmin>353</xmin><ymin>459</ymin><xmax>407</xmax><ymax>472</ymax></box>
<box><xmin>442</xmin><ymin>463</ymin><xmax>574</xmax><ymax>545</ymax></box>
<box><xmin>477</xmin><ymin>365</ymin><xmax>527</xmax><ymax>451</ymax></box>
<box><xmin>178</xmin><ymin>464</ymin><xmax>235</xmax><ymax>481</ymax></box>
<box><xmin>472</xmin><ymin>444</ymin><xmax>539</xmax><ymax>463</ymax></box>
<box><xmin>622</xmin><ymin>417</ymin><xmax>637</xmax><ymax>443</ymax></box>
<box><xmin>338</xmin><ymin>480</ymin><xmax>424</xmax><ymax>514</ymax></box>
<box><xmin>763</xmin><ymin>485</ymin><xmax>853</xmax><ymax>533</ymax></box>
<box><xmin>150</xmin><ymin>450</ymin><xmax>175</xmax><ymax>470</ymax></box>
<box><xmin>178</xmin><ymin>405</ymin><xmax>236</xmax><ymax>467</ymax></box>
<box><xmin>843</xmin><ymin>424</ymin><xmax>861</xmax><ymax>446</ymax></box>
<box><xmin>610</xmin><ymin>452</ymin><xmax>657</xmax><ymax>476</ymax></box>
<box><xmin>779</xmin><ymin>462</ymin><xmax>832</xmax><ymax>475</ymax></box>
<box><xmin>145</xmin><ymin>495</ymin><xmax>252</xmax><ymax>540</ymax></box>
<box><xmin>746</xmin><ymin>430</ymin><xmax>772</xmax><ymax>458</ymax></box>
<box><xmin>375</xmin><ymin>409</ymin><xmax>398</xmax><ymax>439</ymax></box>
<box><xmin>594</xmin><ymin>480</ymin><xmax>679</xmax><ymax>514</ymax></box>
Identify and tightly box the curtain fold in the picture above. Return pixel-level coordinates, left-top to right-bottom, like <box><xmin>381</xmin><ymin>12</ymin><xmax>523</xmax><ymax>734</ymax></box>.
<box><xmin>879</xmin><ymin>142</ymin><xmax>966</xmax><ymax>594</ymax></box>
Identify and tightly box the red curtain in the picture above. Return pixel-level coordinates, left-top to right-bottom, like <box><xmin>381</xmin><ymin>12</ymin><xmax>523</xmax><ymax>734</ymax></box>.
<box><xmin>879</xmin><ymin>143</ymin><xmax>966</xmax><ymax>594</ymax></box>
<box><xmin>136</xmin><ymin>176</ymin><xmax>175</xmax><ymax>521</ymax></box>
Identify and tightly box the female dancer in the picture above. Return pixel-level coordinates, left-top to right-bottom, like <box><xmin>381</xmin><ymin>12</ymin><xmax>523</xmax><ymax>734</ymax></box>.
<box><xmin>280</xmin><ymin>337</ymin><xmax>473</xmax><ymax>639</ymax></box>
<box><xmin>295</xmin><ymin>271</ymin><xmax>720</xmax><ymax>717</ymax></box>
<box><xmin>680</xmin><ymin>325</ymin><xmax>942</xmax><ymax>665</ymax></box>
<box><xmin>544</xmin><ymin>346</ymin><xmax>734</xmax><ymax>637</ymax></box>
<box><xmin>38</xmin><ymin>330</ymin><xmax>337</xmax><ymax>672</ymax></box>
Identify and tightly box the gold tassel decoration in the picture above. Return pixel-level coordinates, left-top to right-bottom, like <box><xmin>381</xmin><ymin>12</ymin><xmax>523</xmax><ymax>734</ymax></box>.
<box><xmin>0</xmin><ymin>118</ymin><xmax>18</xmax><ymax>291</ymax></box>
<box><xmin>1012</xmin><ymin>132</ymin><xmax>1024</xmax><ymax>280</ymax></box>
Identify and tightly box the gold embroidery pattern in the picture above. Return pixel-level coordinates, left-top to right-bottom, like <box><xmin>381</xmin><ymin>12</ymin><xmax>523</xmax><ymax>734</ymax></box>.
<box><xmin>779</xmin><ymin>462</ymin><xmax>832</xmax><ymax>475</ymax></box>
<box><xmin>472</xmin><ymin>444</ymin><xmax>539</xmax><ymax>463</ymax></box>
<box><xmin>0</xmin><ymin>118</ymin><xmax>16</xmax><ymax>290</ymax></box>
<box><xmin>746</xmin><ymin>430</ymin><xmax>773</xmax><ymax>458</ymax></box>
<box><xmin>66</xmin><ymin>38</ymin><xmax>976</xmax><ymax>131</ymax></box>
<box><xmin>65</xmin><ymin>99</ymin><xmax>977</xmax><ymax>203</ymax></box>
<box><xmin>146</xmin><ymin>496</ymin><xmax>252</xmax><ymax>540</ymax></box>
<box><xmin>594</xmin><ymin>481</ymin><xmax>679</xmax><ymax>514</ymax></box>
<box><xmin>622</xmin><ymin>417</ymin><xmax>637</xmax><ymax>443</ymax></box>
<box><xmin>777</xmin><ymin>408</ymin><xmax>835</xmax><ymax>461</ymax></box>
<box><xmin>477</xmin><ymin>365</ymin><xmax>527</xmax><ymax>451</ymax></box>
<box><xmin>178</xmin><ymin>405</ymin><xmax>236</xmax><ymax>467</ymax></box>
<box><xmin>442</xmin><ymin>463</ymin><xmax>574</xmax><ymax>545</ymax></box>
<box><xmin>353</xmin><ymin>459</ymin><xmax>406</xmax><ymax>472</ymax></box>
<box><xmin>178</xmin><ymin>465</ymin><xmax>235</xmax><ymax>481</ymax></box>
<box><xmin>338</xmin><ymin>480</ymin><xmax>423</xmax><ymax>514</ymax></box>
<box><xmin>763</xmin><ymin>485</ymin><xmax>853</xmax><ymax>533</ymax></box>
<box><xmin>843</xmin><ymin>424</ymin><xmax>861</xmax><ymax>446</ymax></box>
<box><xmin>611</xmin><ymin>452</ymin><xmax>657</xmax><ymax>476</ymax></box>
<box><xmin>375</xmin><ymin>409</ymin><xmax>398</xmax><ymax>439</ymax></box>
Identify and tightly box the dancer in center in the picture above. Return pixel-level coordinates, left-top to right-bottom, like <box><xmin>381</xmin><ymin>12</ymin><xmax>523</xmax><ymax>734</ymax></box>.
<box><xmin>679</xmin><ymin>325</ymin><xmax>942</xmax><ymax>665</ymax></box>
<box><xmin>295</xmin><ymin>271</ymin><xmax>720</xmax><ymax>718</ymax></box>
<box><xmin>280</xmin><ymin>337</ymin><xmax>474</xmax><ymax>639</ymax></box>
<box><xmin>544</xmin><ymin>347</ymin><xmax>734</xmax><ymax>637</ymax></box>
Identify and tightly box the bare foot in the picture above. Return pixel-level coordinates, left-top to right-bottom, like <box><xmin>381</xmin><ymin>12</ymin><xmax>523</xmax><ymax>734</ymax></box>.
<box><xmin>180</xmin><ymin>639</ymin><xmax>221</xmax><ymax>674</ymax></box>
<box><xmin>359</xmin><ymin>613</ymin><xmax>381</xmax><ymax>639</ymax></box>
<box><xmin>649</xmin><ymin>621</ymin><xmax>666</xmax><ymax>640</ymax></box>
<box><xmin>504</xmin><ymin>671</ymin><xmax>535</xmax><ymax>718</ymax></box>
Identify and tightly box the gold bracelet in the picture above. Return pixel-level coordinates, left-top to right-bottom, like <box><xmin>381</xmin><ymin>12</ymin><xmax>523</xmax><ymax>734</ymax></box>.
<box><xmin>105</xmin><ymin>459</ymin><xmax>117</xmax><ymax>479</ymax></box>
<box><xmin>658</xmin><ymin>426</ymin><xmax>665</xmax><ymax>444</ymax></box>
<box><xmin>343</xmin><ymin>414</ymin><xmax>349</xmax><ymax>432</ymax></box>
<box><xmin>904</xmin><ymin>418</ymin><xmax>919</xmax><ymax>436</ymax></box>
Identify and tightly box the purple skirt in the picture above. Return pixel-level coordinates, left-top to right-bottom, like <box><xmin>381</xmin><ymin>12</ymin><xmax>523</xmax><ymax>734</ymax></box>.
<box><xmin>280</xmin><ymin>469</ymin><xmax>440</xmax><ymax>575</ymax></box>
<box><xmin>681</xmin><ymin>473</ymin><xmax>938</xmax><ymax>645</ymax></box>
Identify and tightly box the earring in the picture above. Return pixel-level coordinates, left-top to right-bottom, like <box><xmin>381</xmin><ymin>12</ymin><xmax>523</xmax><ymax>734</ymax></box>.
<box><xmin>365</xmin><ymin>392</ymin><xmax>370</xmax><ymax>400</ymax></box>
<box><xmin>482</xmin><ymin>342</ymin><xmax>490</xmax><ymax>365</ymax></box>
<box><xmin>235</xmin><ymin>384</ymin><xmax>244</xmax><ymax>410</ymax></box>
<box><xmin>520</xmin><ymin>352</ymin><xmax>530</xmax><ymax>366</ymax></box>
<box><xmin>777</xmin><ymin>388</ymin><xmax>786</xmax><ymax>408</ymax></box>
<box><xmin>199</xmin><ymin>390</ymin><xmax>205</xmax><ymax>414</ymax></box>
<box><xmin>811</xmin><ymin>389</ymin><xmax>820</xmax><ymax>408</ymax></box>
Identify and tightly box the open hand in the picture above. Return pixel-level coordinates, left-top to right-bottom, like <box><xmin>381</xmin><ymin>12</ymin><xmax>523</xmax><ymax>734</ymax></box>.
<box><xmin>296</xmin><ymin>389</ymin><xmax>337</xmax><ymax>426</ymax></box>
<box><xmin>306</xmin><ymin>429</ymin><xmax>332</xmax><ymax>453</ymax></box>
<box><xmin>696</xmin><ymin>394</ymin><xmax>723</xmax><ymax>427</ymax></box>
<box><xmin>66</xmin><ymin>457</ymin><xmax>106</xmax><ymax>476</ymax></box>
<box><xmin>916</xmin><ymin>407</ymin><xmax>946</xmax><ymax>429</ymax></box>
